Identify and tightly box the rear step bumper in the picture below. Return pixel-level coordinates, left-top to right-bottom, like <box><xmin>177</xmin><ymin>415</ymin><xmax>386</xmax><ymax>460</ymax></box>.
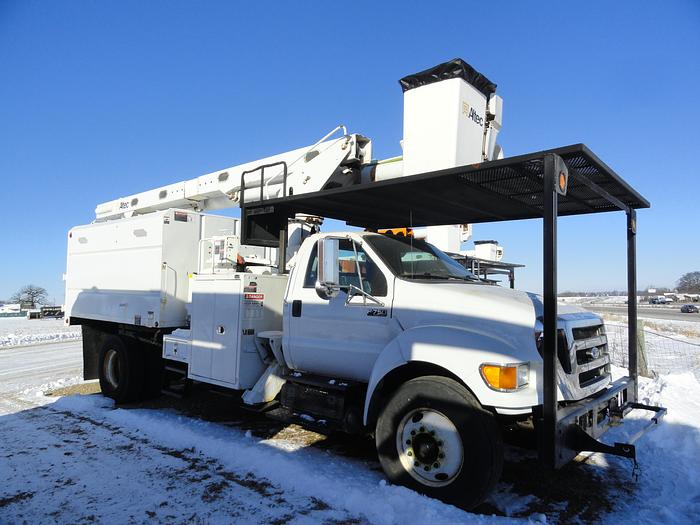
<box><xmin>552</xmin><ymin>376</ymin><xmax>666</xmax><ymax>468</ymax></box>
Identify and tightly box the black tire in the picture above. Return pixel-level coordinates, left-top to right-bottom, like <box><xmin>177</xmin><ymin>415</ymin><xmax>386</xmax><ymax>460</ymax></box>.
<box><xmin>98</xmin><ymin>335</ymin><xmax>145</xmax><ymax>404</ymax></box>
<box><xmin>375</xmin><ymin>375</ymin><xmax>503</xmax><ymax>510</ymax></box>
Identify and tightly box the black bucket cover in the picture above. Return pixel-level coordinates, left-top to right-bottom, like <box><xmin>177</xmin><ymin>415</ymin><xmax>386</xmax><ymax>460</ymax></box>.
<box><xmin>399</xmin><ymin>58</ymin><xmax>497</xmax><ymax>98</ymax></box>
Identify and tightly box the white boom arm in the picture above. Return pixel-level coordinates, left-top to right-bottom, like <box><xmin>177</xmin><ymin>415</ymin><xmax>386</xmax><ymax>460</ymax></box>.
<box><xmin>95</xmin><ymin>59</ymin><xmax>504</xmax><ymax>227</ymax></box>
<box><xmin>95</xmin><ymin>126</ymin><xmax>371</xmax><ymax>221</ymax></box>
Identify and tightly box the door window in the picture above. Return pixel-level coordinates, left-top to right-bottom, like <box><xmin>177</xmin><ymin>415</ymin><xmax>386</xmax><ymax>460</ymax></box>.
<box><xmin>304</xmin><ymin>239</ymin><xmax>387</xmax><ymax>297</ymax></box>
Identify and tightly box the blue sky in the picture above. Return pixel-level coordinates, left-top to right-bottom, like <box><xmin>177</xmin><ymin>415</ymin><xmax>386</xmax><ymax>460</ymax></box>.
<box><xmin>1</xmin><ymin>1</ymin><xmax>699</xmax><ymax>303</ymax></box>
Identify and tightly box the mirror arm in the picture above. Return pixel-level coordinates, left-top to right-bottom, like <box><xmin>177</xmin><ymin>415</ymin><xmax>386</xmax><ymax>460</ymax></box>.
<box><xmin>345</xmin><ymin>284</ymin><xmax>384</xmax><ymax>307</ymax></box>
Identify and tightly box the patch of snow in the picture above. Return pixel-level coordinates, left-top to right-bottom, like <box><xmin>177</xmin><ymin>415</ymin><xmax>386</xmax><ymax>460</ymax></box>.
<box><xmin>488</xmin><ymin>485</ymin><xmax>537</xmax><ymax>517</ymax></box>
<box><xmin>0</xmin><ymin>317</ymin><xmax>81</xmax><ymax>348</ymax></box>
<box><xmin>30</xmin><ymin>394</ymin><xmax>514</xmax><ymax>525</ymax></box>
<box><xmin>592</xmin><ymin>369</ymin><xmax>700</xmax><ymax>523</ymax></box>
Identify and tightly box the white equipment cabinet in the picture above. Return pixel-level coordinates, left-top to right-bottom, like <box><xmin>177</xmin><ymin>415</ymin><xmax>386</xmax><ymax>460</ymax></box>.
<box><xmin>165</xmin><ymin>273</ymin><xmax>287</xmax><ymax>389</ymax></box>
<box><xmin>65</xmin><ymin>209</ymin><xmax>240</xmax><ymax>328</ymax></box>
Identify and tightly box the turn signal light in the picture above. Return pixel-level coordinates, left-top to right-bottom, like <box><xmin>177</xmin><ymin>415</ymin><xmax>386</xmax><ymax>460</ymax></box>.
<box><xmin>480</xmin><ymin>363</ymin><xmax>529</xmax><ymax>391</ymax></box>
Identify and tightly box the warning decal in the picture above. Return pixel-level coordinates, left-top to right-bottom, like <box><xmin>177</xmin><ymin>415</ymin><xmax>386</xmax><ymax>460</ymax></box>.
<box><xmin>244</xmin><ymin>293</ymin><xmax>264</xmax><ymax>319</ymax></box>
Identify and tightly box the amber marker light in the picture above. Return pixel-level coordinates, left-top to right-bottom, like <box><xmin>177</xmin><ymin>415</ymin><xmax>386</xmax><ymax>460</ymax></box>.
<box><xmin>479</xmin><ymin>363</ymin><xmax>529</xmax><ymax>391</ymax></box>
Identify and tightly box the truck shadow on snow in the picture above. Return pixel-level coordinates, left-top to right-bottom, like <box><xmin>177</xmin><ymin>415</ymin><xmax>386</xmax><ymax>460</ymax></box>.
<box><xmin>68</xmin><ymin>383</ymin><xmax>645</xmax><ymax>524</ymax></box>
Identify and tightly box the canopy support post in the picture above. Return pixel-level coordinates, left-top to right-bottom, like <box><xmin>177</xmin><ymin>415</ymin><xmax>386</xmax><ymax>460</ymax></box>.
<box><xmin>627</xmin><ymin>209</ymin><xmax>638</xmax><ymax>401</ymax></box>
<box><xmin>540</xmin><ymin>153</ymin><xmax>560</xmax><ymax>469</ymax></box>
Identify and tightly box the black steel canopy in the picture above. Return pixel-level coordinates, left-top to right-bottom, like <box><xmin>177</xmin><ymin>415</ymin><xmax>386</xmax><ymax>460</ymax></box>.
<box><xmin>240</xmin><ymin>141</ymin><xmax>658</xmax><ymax>470</ymax></box>
<box><xmin>242</xmin><ymin>144</ymin><xmax>649</xmax><ymax>234</ymax></box>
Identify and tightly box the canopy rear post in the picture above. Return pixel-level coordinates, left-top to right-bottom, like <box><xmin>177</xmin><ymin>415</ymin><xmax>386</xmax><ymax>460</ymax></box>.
<box><xmin>540</xmin><ymin>153</ymin><xmax>560</xmax><ymax>469</ymax></box>
<box><xmin>627</xmin><ymin>209</ymin><xmax>638</xmax><ymax>400</ymax></box>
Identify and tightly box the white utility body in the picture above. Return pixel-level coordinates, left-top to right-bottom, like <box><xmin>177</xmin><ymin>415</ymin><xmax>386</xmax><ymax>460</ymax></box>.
<box><xmin>65</xmin><ymin>59</ymin><xmax>627</xmax><ymax>509</ymax></box>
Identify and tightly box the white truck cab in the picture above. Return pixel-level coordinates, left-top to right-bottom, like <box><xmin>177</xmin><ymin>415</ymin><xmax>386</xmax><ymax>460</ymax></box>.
<box><xmin>283</xmin><ymin>231</ymin><xmax>609</xmax><ymax>419</ymax></box>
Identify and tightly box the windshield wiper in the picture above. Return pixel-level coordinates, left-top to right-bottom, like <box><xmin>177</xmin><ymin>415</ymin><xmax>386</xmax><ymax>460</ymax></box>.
<box><xmin>400</xmin><ymin>272</ymin><xmax>452</xmax><ymax>280</ymax></box>
<box><xmin>400</xmin><ymin>272</ymin><xmax>479</xmax><ymax>282</ymax></box>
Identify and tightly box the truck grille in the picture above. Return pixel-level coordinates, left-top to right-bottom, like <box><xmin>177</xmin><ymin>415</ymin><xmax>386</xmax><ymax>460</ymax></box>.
<box><xmin>570</xmin><ymin>324</ymin><xmax>610</xmax><ymax>390</ymax></box>
<box><xmin>579</xmin><ymin>364</ymin><xmax>608</xmax><ymax>388</ymax></box>
<box><xmin>572</xmin><ymin>325</ymin><xmax>602</xmax><ymax>340</ymax></box>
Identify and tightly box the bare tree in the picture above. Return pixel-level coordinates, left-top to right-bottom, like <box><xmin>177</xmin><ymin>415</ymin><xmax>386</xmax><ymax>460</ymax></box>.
<box><xmin>677</xmin><ymin>271</ymin><xmax>700</xmax><ymax>293</ymax></box>
<box><xmin>10</xmin><ymin>284</ymin><xmax>48</xmax><ymax>309</ymax></box>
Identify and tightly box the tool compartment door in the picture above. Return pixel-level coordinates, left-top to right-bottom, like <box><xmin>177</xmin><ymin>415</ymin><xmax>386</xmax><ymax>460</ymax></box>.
<box><xmin>188</xmin><ymin>276</ymin><xmax>241</xmax><ymax>387</ymax></box>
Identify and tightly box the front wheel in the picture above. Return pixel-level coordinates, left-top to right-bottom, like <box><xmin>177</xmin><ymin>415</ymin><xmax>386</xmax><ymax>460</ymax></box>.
<box><xmin>375</xmin><ymin>375</ymin><xmax>503</xmax><ymax>510</ymax></box>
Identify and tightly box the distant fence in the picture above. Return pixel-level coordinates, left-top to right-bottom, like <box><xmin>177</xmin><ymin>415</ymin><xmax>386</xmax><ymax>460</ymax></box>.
<box><xmin>0</xmin><ymin>312</ymin><xmax>24</xmax><ymax>318</ymax></box>
<box><xmin>605</xmin><ymin>322</ymin><xmax>700</xmax><ymax>381</ymax></box>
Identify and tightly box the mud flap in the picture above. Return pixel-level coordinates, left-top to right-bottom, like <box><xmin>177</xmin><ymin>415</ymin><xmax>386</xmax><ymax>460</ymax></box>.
<box><xmin>81</xmin><ymin>325</ymin><xmax>103</xmax><ymax>380</ymax></box>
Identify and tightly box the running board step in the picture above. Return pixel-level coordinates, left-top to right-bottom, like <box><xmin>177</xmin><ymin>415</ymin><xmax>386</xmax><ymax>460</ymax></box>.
<box><xmin>284</xmin><ymin>371</ymin><xmax>359</xmax><ymax>392</ymax></box>
<box><xmin>160</xmin><ymin>388</ymin><xmax>185</xmax><ymax>399</ymax></box>
<box><xmin>164</xmin><ymin>364</ymin><xmax>187</xmax><ymax>375</ymax></box>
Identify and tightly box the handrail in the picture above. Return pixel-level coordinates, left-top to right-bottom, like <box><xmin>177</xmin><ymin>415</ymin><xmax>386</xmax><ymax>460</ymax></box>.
<box><xmin>240</xmin><ymin>161</ymin><xmax>289</xmax><ymax>204</ymax></box>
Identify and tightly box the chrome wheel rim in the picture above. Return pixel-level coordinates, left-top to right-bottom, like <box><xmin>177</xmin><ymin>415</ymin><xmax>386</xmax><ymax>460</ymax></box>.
<box><xmin>396</xmin><ymin>408</ymin><xmax>463</xmax><ymax>487</ymax></box>
<box><xmin>103</xmin><ymin>349</ymin><xmax>120</xmax><ymax>389</ymax></box>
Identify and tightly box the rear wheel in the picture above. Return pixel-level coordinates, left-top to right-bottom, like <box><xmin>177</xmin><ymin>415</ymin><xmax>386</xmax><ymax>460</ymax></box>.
<box><xmin>98</xmin><ymin>335</ymin><xmax>144</xmax><ymax>403</ymax></box>
<box><xmin>375</xmin><ymin>375</ymin><xmax>503</xmax><ymax>510</ymax></box>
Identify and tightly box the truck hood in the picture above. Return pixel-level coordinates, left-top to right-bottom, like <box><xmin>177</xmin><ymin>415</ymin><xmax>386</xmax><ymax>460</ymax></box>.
<box><xmin>392</xmin><ymin>279</ymin><xmax>539</xmax><ymax>341</ymax></box>
<box><xmin>391</xmin><ymin>280</ymin><xmax>601</xmax><ymax>341</ymax></box>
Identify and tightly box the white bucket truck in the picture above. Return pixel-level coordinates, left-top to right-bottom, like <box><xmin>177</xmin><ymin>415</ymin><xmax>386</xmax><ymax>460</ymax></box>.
<box><xmin>65</xmin><ymin>59</ymin><xmax>662</xmax><ymax>509</ymax></box>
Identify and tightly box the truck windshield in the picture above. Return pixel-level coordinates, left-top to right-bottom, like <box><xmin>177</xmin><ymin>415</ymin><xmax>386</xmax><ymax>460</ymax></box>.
<box><xmin>364</xmin><ymin>234</ymin><xmax>479</xmax><ymax>282</ymax></box>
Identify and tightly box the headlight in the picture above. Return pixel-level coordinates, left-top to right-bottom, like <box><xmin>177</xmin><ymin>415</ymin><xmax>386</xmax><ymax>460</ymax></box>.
<box><xmin>479</xmin><ymin>362</ymin><xmax>530</xmax><ymax>392</ymax></box>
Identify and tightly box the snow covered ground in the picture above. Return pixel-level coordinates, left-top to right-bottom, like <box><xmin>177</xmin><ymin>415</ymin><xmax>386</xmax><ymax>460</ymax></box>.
<box><xmin>1</xmin><ymin>336</ymin><xmax>700</xmax><ymax>523</ymax></box>
<box><xmin>559</xmin><ymin>296</ymin><xmax>630</xmax><ymax>306</ymax></box>
<box><xmin>0</xmin><ymin>317</ymin><xmax>81</xmax><ymax>348</ymax></box>
<box><xmin>602</xmin><ymin>315</ymin><xmax>700</xmax><ymax>341</ymax></box>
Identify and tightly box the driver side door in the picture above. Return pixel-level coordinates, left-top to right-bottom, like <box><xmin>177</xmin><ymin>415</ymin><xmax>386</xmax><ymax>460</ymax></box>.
<box><xmin>286</xmin><ymin>238</ymin><xmax>399</xmax><ymax>381</ymax></box>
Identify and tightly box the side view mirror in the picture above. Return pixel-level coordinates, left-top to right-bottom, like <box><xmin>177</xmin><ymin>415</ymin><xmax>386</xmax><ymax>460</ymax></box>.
<box><xmin>315</xmin><ymin>237</ymin><xmax>340</xmax><ymax>300</ymax></box>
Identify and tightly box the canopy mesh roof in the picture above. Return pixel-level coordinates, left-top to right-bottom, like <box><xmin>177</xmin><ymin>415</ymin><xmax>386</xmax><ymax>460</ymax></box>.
<box><xmin>242</xmin><ymin>144</ymin><xmax>649</xmax><ymax>242</ymax></box>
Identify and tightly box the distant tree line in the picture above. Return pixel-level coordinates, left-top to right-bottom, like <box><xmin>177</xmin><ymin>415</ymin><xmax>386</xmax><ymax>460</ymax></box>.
<box><xmin>677</xmin><ymin>271</ymin><xmax>700</xmax><ymax>293</ymax></box>
<box><xmin>9</xmin><ymin>284</ymin><xmax>48</xmax><ymax>309</ymax></box>
<box><xmin>559</xmin><ymin>271</ymin><xmax>700</xmax><ymax>296</ymax></box>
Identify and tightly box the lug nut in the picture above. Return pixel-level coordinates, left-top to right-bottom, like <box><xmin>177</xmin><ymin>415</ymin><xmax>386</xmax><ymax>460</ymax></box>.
<box><xmin>437</xmin><ymin>440</ymin><xmax>443</xmax><ymax>446</ymax></box>
<box><xmin>433</xmin><ymin>463</ymin><xmax>439</xmax><ymax>468</ymax></box>
<box><xmin>411</xmin><ymin>430</ymin><xmax>416</xmax><ymax>436</ymax></box>
<box><xmin>419</xmin><ymin>426</ymin><xmax>425</xmax><ymax>432</ymax></box>
<box><xmin>423</xmin><ymin>466</ymin><xmax>430</xmax><ymax>471</ymax></box>
<box><xmin>406</xmin><ymin>439</ymin><xmax>411</xmax><ymax>445</ymax></box>
<box><xmin>414</xmin><ymin>461</ymin><xmax>420</xmax><ymax>467</ymax></box>
<box><xmin>438</xmin><ymin>453</ymin><xmax>445</xmax><ymax>459</ymax></box>
<box><xmin>407</xmin><ymin>450</ymin><xmax>413</xmax><ymax>457</ymax></box>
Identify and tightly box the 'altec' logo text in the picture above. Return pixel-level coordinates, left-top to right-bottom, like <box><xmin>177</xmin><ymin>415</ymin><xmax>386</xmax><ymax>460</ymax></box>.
<box><xmin>462</xmin><ymin>101</ymin><xmax>484</xmax><ymax>126</ymax></box>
